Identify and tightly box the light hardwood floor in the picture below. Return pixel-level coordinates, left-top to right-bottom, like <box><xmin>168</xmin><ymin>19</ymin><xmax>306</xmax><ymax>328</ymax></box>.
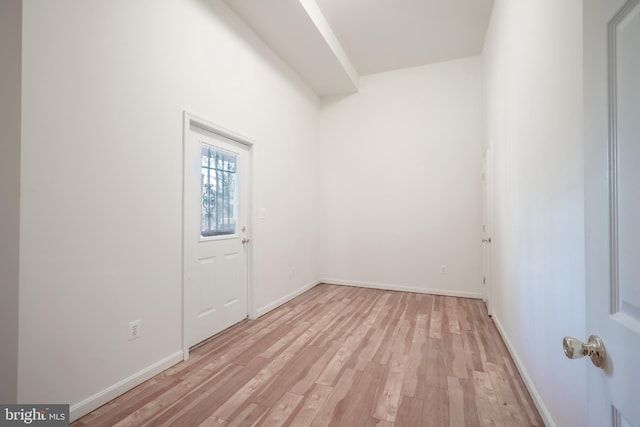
<box><xmin>73</xmin><ymin>284</ymin><xmax>544</xmax><ymax>426</ymax></box>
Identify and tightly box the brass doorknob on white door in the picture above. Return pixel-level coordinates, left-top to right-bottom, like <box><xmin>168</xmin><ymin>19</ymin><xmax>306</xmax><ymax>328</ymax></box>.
<box><xmin>241</xmin><ymin>238</ymin><xmax>250</xmax><ymax>244</ymax></box>
<box><xmin>562</xmin><ymin>335</ymin><xmax>606</xmax><ymax>368</ymax></box>
<box><xmin>482</xmin><ymin>238</ymin><xmax>492</xmax><ymax>243</ymax></box>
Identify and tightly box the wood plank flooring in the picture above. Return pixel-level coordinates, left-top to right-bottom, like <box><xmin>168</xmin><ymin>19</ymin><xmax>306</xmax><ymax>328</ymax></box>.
<box><xmin>72</xmin><ymin>284</ymin><xmax>544</xmax><ymax>426</ymax></box>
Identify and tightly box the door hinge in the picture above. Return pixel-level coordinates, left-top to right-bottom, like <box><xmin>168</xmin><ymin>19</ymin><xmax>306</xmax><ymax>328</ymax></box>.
<box><xmin>483</xmin><ymin>276</ymin><xmax>486</xmax><ymax>285</ymax></box>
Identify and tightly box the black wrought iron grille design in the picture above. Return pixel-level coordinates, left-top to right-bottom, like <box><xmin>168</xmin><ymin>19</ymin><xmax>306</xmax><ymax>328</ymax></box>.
<box><xmin>201</xmin><ymin>145</ymin><xmax>237</xmax><ymax>237</ymax></box>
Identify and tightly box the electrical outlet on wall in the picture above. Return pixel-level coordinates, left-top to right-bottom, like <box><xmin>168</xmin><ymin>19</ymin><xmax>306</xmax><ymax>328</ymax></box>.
<box><xmin>129</xmin><ymin>319</ymin><xmax>142</xmax><ymax>341</ymax></box>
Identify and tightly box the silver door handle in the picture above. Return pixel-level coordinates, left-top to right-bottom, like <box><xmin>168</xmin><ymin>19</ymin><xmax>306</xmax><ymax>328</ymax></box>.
<box><xmin>562</xmin><ymin>335</ymin><xmax>606</xmax><ymax>368</ymax></box>
<box><xmin>241</xmin><ymin>238</ymin><xmax>250</xmax><ymax>244</ymax></box>
<box><xmin>482</xmin><ymin>238</ymin><xmax>492</xmax><ymax>243</ymax></box>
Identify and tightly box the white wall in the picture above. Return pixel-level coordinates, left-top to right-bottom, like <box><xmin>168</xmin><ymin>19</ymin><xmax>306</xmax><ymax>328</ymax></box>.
<box><xmin>0</xmin><ymin>0</ymin><xmax>21</xmax><ymax>405</ymax></box>
<box><xmin>19</xmin><ymin>0</ymin><xmax>319</xmax><ymax>418</ymax></box>
<box><xmin>319</xmin><ymin>57</ymin><xmax>484</xmax><ymax>298</ymax></box>
<box><xmin>482</xmin><ymin>1</ymin><xmax>586</xmax><ymax>426</ymax></box>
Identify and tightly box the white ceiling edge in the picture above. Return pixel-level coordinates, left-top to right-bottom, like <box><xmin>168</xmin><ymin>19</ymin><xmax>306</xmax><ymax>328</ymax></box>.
<box><xmin>224</xmin><ymin>0</ymin><xmax>359</xmax><ymax>97</ymax></box>
<box><xmin>298</xmin><ymin>0</ymin><xmax>359</xmax><ymax>86</ymax></box>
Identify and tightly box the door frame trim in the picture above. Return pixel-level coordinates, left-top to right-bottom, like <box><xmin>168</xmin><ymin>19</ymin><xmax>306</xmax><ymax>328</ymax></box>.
<box><xmin>181</xmin><ymin>111</ymin><xmax>255</xmax><ymax>360</ymax></box>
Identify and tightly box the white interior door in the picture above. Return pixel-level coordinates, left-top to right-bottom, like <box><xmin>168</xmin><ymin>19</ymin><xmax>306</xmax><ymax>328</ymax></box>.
<box><xmin>184</xmin><ymin>118</ymin><xmax>250</xmax><ymax>349</ymax></box>
<box><xmin>584</xmin><ymin>1</ymin><xmax>640</xmax><ymax>426</ymax></box>
<box><xmin>481</xmin><ymin>148</ymin><xmax>493</xmax><ymax>315</ymax></box>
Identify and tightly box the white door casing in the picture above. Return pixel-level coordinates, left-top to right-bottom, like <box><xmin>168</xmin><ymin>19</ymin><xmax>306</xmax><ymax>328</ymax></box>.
<box><xmin>482</xmin><ymin>147</ymin><xmax>494</xmax><ymax>316</ymax></box>
<box><xmin>584</xmin><ymin>1</ymin><xmax>640</xmax><ymax>426</ymax></box>
<box><xmin>183</xmin><ymin>113</ymin><xmax>252</xmax><ymax>353</ymax></box>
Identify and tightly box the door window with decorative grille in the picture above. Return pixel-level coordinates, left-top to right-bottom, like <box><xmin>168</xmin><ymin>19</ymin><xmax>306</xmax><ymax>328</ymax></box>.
<box><xmin>200</xmin><ymin>144</ymin><xmax>237</xmax><ymax>239</ymax></box>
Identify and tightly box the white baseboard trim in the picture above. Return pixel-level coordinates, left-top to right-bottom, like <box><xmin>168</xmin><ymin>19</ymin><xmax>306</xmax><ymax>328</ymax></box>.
<box><xmin>321</xmin><ymin>278</ymin><xmax>484</xmax><ymax>300</ymax></box>
<box><xmin>255</xmin><ymin>280</ymin><xmax>321</xmax><ymax>318</ymax></box>
<box><xmin>70</xmin><ymin>351</ymin><xmax>184</xmax><ymax>422</ymax></box>
<box><xmin>491</xmin><ymin>314</ymin><xmax>555</xmax><ymax>427</ymax></box>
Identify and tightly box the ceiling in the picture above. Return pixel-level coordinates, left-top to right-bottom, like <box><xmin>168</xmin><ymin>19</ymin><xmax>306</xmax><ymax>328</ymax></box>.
<box><xmin>224</xmin><ymin>0</ymin><xmax>494</xmax><ymax>96</ymax></box>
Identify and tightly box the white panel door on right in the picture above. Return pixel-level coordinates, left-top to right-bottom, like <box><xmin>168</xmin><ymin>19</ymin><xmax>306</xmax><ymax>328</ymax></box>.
<box><xmin>584</xmin><ymin>0</ymin><xmax>640</xmax><ymax>426</ymax></box>
<box><xmin>184</xmin><ymin>123</ymin><xmax>250</xmax><ymax>349</ymax></box>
